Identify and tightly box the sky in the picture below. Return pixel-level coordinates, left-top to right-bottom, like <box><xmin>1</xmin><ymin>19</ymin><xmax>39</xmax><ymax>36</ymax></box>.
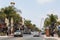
<box><xmin>0</xmin><ymin>0</ymin><xmax>60</xmax><ymax>30</ymax></box>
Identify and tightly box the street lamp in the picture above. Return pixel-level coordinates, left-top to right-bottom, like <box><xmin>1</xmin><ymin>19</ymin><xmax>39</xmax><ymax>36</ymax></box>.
<box><xmin>10</xmin><ymin>2</ymin><xmax>15</xmax><ymax>6</ymax></box>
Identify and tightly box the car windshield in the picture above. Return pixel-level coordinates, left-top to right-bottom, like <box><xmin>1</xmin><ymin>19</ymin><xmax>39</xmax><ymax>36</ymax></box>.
<box><xmin>33</xmin><ymin>31</ymin><xmax>39</xmax><ymax>35</ymax></box>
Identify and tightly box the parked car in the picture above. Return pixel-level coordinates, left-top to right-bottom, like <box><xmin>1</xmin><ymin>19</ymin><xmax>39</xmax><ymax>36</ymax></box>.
<box><xmin>41</xmin><ymin>31</ymin><xmax>45</xmax><ymax>35</ymax></box>
<box><xmin>14</xmin><ymin>30</ymin><xmax>23</xmax><ymax>37</ymax></box>
<box><xmin>23</xmin><ymin>29</ymin><xmax>31</xmax><ymax>34</ymax></box>
<box><xmin>33</xmin><ymin>31</ymin><xmax>40</xmax><ymax>37</ymax></box>
<box><xmin>23</xmin><ymin>31</ymin><xmax>31</xmax><ymax>34</ymax></box>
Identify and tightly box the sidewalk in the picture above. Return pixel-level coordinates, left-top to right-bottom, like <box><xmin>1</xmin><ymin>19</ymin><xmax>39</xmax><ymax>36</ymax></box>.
<box><xmin>43</xmin><ymin>35</ymin><xmax>60</xmax><ymax>40</ymax></box>
<box><xmin>0</xmin><ymin>35</ymin><xmax>13</xmax><ymax>38</ymax></box>
<box><xmin>0</xmin><ymin>36</ymin><xmax>8</xmax><ymax>37</ymax></box>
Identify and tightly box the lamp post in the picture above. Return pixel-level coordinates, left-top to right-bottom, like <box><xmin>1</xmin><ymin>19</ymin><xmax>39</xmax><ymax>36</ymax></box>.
<box><xmin>10</xmin><ymin>2</ymin><xmax>15</xmax><ymax>6</ymax></box>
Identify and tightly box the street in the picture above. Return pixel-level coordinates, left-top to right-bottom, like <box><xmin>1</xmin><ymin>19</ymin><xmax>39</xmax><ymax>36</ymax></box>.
<box><xmin>0</xmin><ymin>37</ymin><xmax>23</xmax><ymax>40</ymax></box>
<box><xmin>0</xmin><ymin>34</ymin><xmax>44</xmax><ymax>40</ymax></box>
<box><xmin>23</xmin><ymin>34</ymin><xmax>44</xmax><ymax>40</ymax></box>
<box><xmin>0</xmin><ymin>37</ymin><xmax>43</xmax><ymax>40</ymax></box>
<box><xmin>0</xmin><ymin>34</ymin><xmax>57</xmax><ymax>40</ymax></box>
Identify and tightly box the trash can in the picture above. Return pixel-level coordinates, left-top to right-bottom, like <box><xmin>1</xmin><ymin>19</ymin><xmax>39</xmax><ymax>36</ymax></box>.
<box><xmin>45</xmin><ymin>27</ymin><xmax>50</xmax><ymax>37</ymax></box>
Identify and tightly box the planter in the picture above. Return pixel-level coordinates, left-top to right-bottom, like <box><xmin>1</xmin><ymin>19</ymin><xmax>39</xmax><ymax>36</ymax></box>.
<box><xmin>0</xmin><ymin>32</ymin><xmax>6</xmax><ymax>36</ymax></box>
<box><xmin>46</xmin><ymin>29</ymin><xmax>50</xmax><ymax>37</ymax></box>
<box><xmin>45</xmin><ymin>27</ymin><xmax>50</xmax><ymax>37</ymax></box>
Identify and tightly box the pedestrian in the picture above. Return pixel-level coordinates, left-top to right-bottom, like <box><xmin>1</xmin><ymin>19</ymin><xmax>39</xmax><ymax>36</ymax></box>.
<box><xmin>39</xmin><ymin>31</ymin><xmax>40</xmax><ymax>36</ymax></box>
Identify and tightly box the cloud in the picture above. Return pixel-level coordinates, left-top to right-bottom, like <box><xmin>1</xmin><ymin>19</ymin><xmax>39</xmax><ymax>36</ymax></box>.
<box><xmin>37</xmin><ymin>0</ymin><xmax>54</xmax><ymax>4</ymax></box>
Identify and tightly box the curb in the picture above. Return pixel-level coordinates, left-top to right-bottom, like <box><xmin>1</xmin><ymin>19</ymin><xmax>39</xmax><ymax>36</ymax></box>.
<box><xmin>43</xmin><ymin>35</ymin><xmax>60</xmax><ymax>40</ymax></box>
<box><xmin>0</xmin><ymin>36</ymin><xmax>13</xmax><ymax>38</ymax></box>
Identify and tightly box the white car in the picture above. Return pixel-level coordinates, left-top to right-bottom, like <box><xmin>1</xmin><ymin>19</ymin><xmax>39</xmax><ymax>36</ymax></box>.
<box><xmin>14</xmin><ymin>30</ymin><xmax>23</xmax><ymax>37</ymax></box>
<box><xmin>41</xmin><ymin>31</ymin><xmax>45</xmax><ymax>35</ymax></box>
<box><xmin>33</xmin><ymin>31</ymin><xmax>40</xmax><ymax>37</ymax></box>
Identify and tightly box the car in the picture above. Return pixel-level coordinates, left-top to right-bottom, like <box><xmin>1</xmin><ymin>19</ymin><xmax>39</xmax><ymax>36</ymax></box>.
<box><xmin>41</xmin><ymin>31</ymin><xmax>45</xmax><ymax>35</ymax></box>
<box><xmin>23</xmin><ymin>31</ymin><xmax>31</xmax><ymax>34</ymax></box>
<box><xmin>14</xmin><ymin>30</ymin><xmax>23</xmax><ymax>37</ymax></box>
<box><xmin>23</xmin><ymin>30</ymin><xmax>31</xmax><ymax>34</ymax></box>
<box><xmin>33</xmin><ymin>35</ymin><xmax>40</xmax><ymax>37</ymax></box>
<box><xmin>33</xmin><ymin>31</ymin><xmax>40</xmax><ymax>37</ymax></box>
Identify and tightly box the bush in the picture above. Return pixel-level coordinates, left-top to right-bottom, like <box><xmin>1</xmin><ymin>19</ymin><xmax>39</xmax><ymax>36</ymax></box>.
<box><xmin>57</xmin><ymin>31</ymin><xmax>60</xmax><ymax>37</ymax></box>
<box><xmin>0</xmin><ymin>32</ymin><xmax>6</xmax><ymax>36</ymax></box>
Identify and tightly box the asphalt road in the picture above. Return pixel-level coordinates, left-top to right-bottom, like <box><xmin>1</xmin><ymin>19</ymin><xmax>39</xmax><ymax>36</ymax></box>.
<box><xmin>0</xmin><ymin>34</ymin><xmax>57</xmax><ymax>40</ymax></box>
<box><xmin>23</xmin><ymin>34</ymin><xmax>44</xmax><ymax>40</ymax></box>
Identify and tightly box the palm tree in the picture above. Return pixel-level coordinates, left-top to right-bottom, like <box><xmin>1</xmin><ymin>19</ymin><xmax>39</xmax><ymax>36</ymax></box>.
<box><xmin>0</xmin><ymin>10</ymin><xmax>6</xmax><ymax>23</ymax></box>
<box><xmin>0</xmin><ymin>6</ymin><xmax>22</xmax><ymax>33</ymax></box>
<box><xmin>48</xmin><ymin>14</ymin><xmax>58</xmax><ymax>23</ymax></box>
<box><xmin>13</xmin><ymin>14</ymin><xmax>22</xmax><ymax>23</ymax></box>
<box><xmin>3</xmin><ymin>6</ymin><xmax>21</xmax><ymax>26</ymax></box>
<box><xmin>44</xmin><ymin>14</ymin><xmax>58</xmax><ymax>28</ymax></box>
<box><xmin>0</xmin><ymin>12</ymin><xmax>6</xmax><ymax>19</ymax></box>
<box><xmin>0</xmin><ymin>5</ymin><xmax>22</xmax><ymax>35</ymax></box>
<box><xmin>44</xmin><ymin>18</ymin><xmax>50</xmax><ymax>27</ymax></box>
<box><xmin>1</xmin><ymin>6</ymin><xmax>14</xmax><ymax>26</ymax></box>
<box><xmin>44</xmin><ymin>14</ymin><xmax>58</xmax><ymax>36</ymax></box>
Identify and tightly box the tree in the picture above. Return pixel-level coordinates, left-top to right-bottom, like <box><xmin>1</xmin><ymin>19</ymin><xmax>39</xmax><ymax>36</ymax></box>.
<box><xmin>44</xmin><ymin>18</ymin><xmax>50</xmax><ymax>27</ymax></box>
<box><xmin>44</xmin><ymin>14</ymin><xmax>58</xmax><ymax>28</ymax></box>
<box><xmin>24</xmin><ymin>19</ymin><xmax>40</xmax><ymax>31</ymax></box>
<box><xmin>0</xmin><ymin>8</ymin><xmax>6</xmax><ymax>19</ymax></box>
<box><xmin>44</xmin><ymin>14</ymin><xmax>58</xmax><ymax>36</ymax></box>
<box><xmin>34</xmin><ymin>27</ymin><xmax>40</xmax><ymax>31</ymax></box>
<box><xmin>0</xmin><ymin>12</ymin><xmax>6</xmax><ymax>19</ymax></box>
<box><xmin>0</xmin><ymin>6</ymin><xmax>22</xmax><ymax>26</ymax></box>
<box><xmin>4</xmin><ymin>6</ymin><xmax>16</xmax><ymax>23</ymax></box>
<box><xmin>24</xmin><ymin>19</ymin><xmax>32</xmax><ymax>29</ymax></box>
<box><xmin>24</xmin><ymin>19</ymin><xmax>34</xmax><ymax>30</ymax></box>
<box><xmin>13</xmin><ymin>14</ymin><xmax>22</xmax><ymax>23</ymax></box>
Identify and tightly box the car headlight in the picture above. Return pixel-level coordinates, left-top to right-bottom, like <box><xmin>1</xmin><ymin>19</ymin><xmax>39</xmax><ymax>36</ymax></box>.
<box><xmin>14</xmin><ymin>33</ymin><xmax>17</xmax><ymax>34</ymax></box>
<box><xmin>19</xmin><ymin>33</ymin><xmax>21</xmax><ymax>34</ymax></box>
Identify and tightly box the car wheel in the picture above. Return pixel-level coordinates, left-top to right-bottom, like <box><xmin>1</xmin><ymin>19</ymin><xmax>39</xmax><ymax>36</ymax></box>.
<box><xmin>14</xmin><ymin>35</ymin><xmax>17</xmax><ymax>37</ymax></box>
<box><xmin>19</xmin><ymin>35</ymin><xmax>23</xmax><ymax>37</ymax></box>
